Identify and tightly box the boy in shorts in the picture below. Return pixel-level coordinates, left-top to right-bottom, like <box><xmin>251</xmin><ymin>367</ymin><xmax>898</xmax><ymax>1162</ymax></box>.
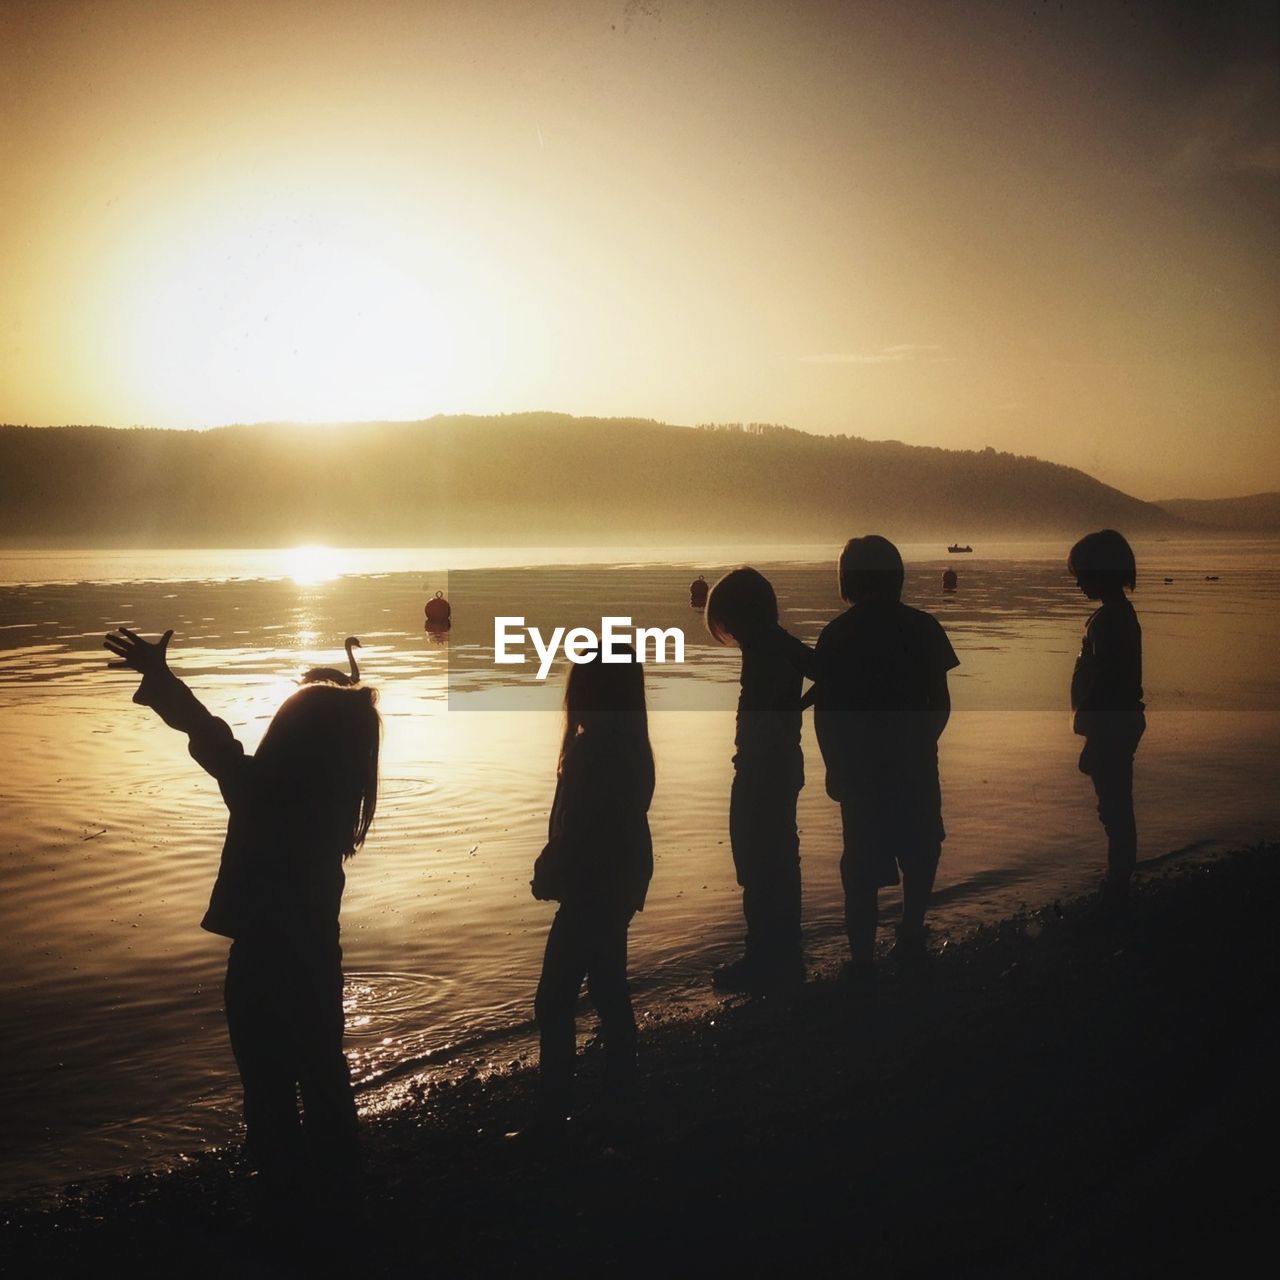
<box><xmin>813</xmin><ymin>536</ymin><xmax>959</xmax><ymax>978</ymax></box>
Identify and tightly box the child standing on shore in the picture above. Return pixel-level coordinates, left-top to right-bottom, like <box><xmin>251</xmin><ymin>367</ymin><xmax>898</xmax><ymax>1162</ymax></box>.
<box><xmin>1068</xmin><ymin>530</ymin><xmax>1145</xmax><ymax>905</ymax></box>
<box><xmin>813</xmin><ymin>537</ymin><xmax>958</xmax><ymax>980</ymax></box>
<box><xmin>705</xmin><ymin>568</ymin><xmax>815</xmax><ymax>993</ymax></box>
<box><xmin>531</xmin><ymin>647</ymin><xmax>654</xmax><ymax>1133</ymax></box>
<box><xmin>103</xmin><ymin>627</ymin><xmax>380</xmax><ymax>1223</ymax></box>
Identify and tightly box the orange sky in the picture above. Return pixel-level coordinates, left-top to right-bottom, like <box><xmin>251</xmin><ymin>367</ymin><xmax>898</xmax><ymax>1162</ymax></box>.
<box><xmin>1</xmin><ymin>0</ymin><xmax>1276</xmax><ymax>498</ymax></box>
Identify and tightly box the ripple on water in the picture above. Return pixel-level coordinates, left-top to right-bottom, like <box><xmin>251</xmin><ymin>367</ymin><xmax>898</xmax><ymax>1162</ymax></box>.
<box><xmin>341</xmin><ymin>969</ymin><xmax>464</xmax><ymax>1085</ymax></box>
<box><xmin>379</xmin><ymin>774</ymin><xmax>438</xmax><ymax>802</ymax></box>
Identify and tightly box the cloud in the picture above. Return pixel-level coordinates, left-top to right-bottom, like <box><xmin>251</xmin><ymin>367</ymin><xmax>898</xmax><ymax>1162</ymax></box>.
<box><xmin>799</xmin><ymin>344</ymin><xmax>942</xmax><ymax>365</ymax></box>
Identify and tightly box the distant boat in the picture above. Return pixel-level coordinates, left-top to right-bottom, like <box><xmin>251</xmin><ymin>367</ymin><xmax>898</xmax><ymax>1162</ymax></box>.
<box><xmin>947</xmin><ymin>543</ymin><xmax>973</xmax><ymax>554</ymax></box>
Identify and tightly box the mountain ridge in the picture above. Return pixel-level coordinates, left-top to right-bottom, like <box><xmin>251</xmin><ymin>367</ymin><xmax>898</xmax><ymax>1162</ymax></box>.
<box><xmin>0</xmin><ymin>413</ymin><xmax>1188</xmax><ymax>547</ymax></box>
<box><xmin>1154</xmin><ymin>492</ymin><xmax>1280</xmax><ymax>532</ymax></box>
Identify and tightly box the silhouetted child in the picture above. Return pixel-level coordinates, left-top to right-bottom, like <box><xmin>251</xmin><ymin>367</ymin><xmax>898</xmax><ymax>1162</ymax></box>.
<box><xmin>1068</xmin><ymin>530</ymin><xmax>1144</xmax><ymax>905</ymax></box>
<box><xmin>705</xmin><ymin>567</ymin><xmax>815</xmax><ymax>992</ymax></box>
<box><xmin>531</xmin><ymin>646</ymin><xmax>654</xmax><ymax>1135</ymax></box>
<box><xmin>813</xmin><ymin>537</ymin><xmax>958</xmax><ymax>980</ymax></box>
<box><xmin>103</xmin><ymin>626</ymin><xmax>380</xmax><ymax>1225</ymax></box>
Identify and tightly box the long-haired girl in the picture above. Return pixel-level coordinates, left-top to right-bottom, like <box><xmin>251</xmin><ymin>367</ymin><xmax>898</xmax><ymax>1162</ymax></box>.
<box><xmin>530</xmin><ymin>646</ymin><xmax>654</xmax><ymax>1134</ymax></box>
<box><xmin>104</xmin><ymin>626</ymin><xmax>380</xmax><ymax>1219</ymax></box>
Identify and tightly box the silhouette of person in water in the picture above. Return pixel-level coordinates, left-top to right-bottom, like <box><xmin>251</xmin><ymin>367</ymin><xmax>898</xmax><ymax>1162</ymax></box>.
<box><xmin>705</xmin><ymin>568</ymin><xmax>815</xmax><ymax>993</ymax></box>
<box><xmin>531</xmin><ymin>646</ymin><xmax>654</xmax><ymax>1136</ymax></box>
<box><xmin>1068</xmin><ymin>530</ymin><xmax>1144</xmax><ymax>906</ymax></box>
<box><xmin>102</xmin><ymin>627</ymin><xmax>380</xmax><ymax>1227</ymax></box>
<box><xmin>813</xmin><ymin>537</ymin><xmax>958</xmax><ymax>980</ymax></box>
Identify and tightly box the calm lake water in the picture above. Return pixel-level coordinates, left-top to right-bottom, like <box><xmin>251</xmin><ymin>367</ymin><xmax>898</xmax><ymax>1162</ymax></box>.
<box><xmin>1</xmin><ymin>539</ymin><xmax>1276</xmax><ymax>1197</ymax></box>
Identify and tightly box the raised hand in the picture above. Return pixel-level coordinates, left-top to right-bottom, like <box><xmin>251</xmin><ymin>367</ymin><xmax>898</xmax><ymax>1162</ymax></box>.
<box><xmin>104</xmin><ymin>627</ymin><xmax>174</xmax><ymax>677</ymax></box>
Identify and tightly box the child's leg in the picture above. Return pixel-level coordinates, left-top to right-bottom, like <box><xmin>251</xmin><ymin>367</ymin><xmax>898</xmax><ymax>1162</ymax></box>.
<box><xmin>224</xmin><ymin>943</ymin><xmax>303</xmax><ymax>1188</ymax></box>
<box><xmin>292</xmin><ymin>946</ymin><xmax>359</xmax><ymax>1180</ymax></box>
<box><xmin>585</xmin><ymin>912</ymin><xmax>637</xmax><ymax>1101</ymax></box>
<box><xmin>901</xmin><ymin>846</ymin><xmax>940</xmax><ymax>938</ymax></box>
<box><xmin>729</xmin><ymin>773</ymin><xmax>802</xmax><ymax>977</ymax></box>
<box><xmin>534</xmin><ymin>907</ymin><xmax>588</xmax><ymax>1113</ymax></box>
<box><xmin>760</xmin><ymin>781</ymin><xmax>803</xmax><ymax>973</ymax></box>
<box><xmin>843</xmin><ymin>878</ymin><xmax>879</xmax><ymax>970</ymax></box>
<box><xmin>1091</xmin><ymin>750</ymin><xmax>1137</xmax><ymax>891</ymax></box>
<box><xmin>839</xmin><ymin>801</ymin><xmax>882</xmax><ymax>971</ymax></box>
<box><xmin>727</xmin><ymin>772</ymin><xmax>760</xmax><ymax>963</ymax></box>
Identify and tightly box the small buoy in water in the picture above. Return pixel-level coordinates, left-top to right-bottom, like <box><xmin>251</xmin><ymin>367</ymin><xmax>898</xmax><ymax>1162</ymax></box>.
<box><xmin>1164</xmin><ymin>577</ymin><xmax>1174</xmax><ymax>583</ymax></box>
<box><xmin>689</xmin><ymin>575</ymin><xmax>709</xmax><ymax>609</ymax></box>
<box><xmin>424</xmin><ymin>590</ymin><xmax>452</xmax><ymax>630</ymax></box>
<box><xmin>942</xmin><ymin>568</ymin><xmax>958</xmax><ymax>592</ymax></box>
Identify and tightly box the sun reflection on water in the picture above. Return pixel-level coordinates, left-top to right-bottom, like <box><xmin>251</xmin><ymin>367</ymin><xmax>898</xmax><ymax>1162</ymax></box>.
<box><xmin>283</xmin><ymin>544</ymin><xmax>344</xmax><ymax>586</ymax></box>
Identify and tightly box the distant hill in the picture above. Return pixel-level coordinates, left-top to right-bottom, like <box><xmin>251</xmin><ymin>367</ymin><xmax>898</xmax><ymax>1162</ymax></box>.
<box><xmin>0</xmin><ymin>414</ymin><xmax>1183</xmax><ymax>547</ymax></box>
<box><xmin>1155</xmin><ymin>493</ymin><xmax>1280</xmax><ymax>532</ymax></box>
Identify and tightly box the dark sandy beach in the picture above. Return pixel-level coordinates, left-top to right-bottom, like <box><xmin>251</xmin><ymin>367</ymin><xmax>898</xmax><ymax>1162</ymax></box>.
<box><xmin>4</xmin><ymin>843</ymin><xmax>1277</xmax><ymax>1278</ymax></box>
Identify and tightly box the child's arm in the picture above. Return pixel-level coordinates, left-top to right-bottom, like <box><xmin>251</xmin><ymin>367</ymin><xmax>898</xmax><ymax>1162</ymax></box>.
<box><xmin>105</xmin><ymin>627</ymin><xmax>200</xmax><ymax>729</ymax></box>
<box><xmin>532</xmin><ymin>744</ymin><xmax>646</xmax><ymax>901</ymax></box>
<box><xmin>1087</xmin><ymin>608</ymin><xmax>1140</xmax><ymax>701</ymax></box>
<box><xmin>927</xmin><ymin>668</ymin><xmax>952</xmax><ymax>741</ymax></box>
<box><xmin>781</xmin><ymin>628</ymin><xmax>818</xmax><ymax>681</ymax></box>
<box><xmin>1071</xmin><ymin>611</ymin><xmax>1109</xmax><ymax>734</ymax></box>
<box><xmin>104</xmin><ymin>627</ymin><xmax>247</xmax><ymax>787</ymax></box>
<box><xmin>1070</xmin><ymin>645</ymin><xmax>1097</xmax><ymax>736</ymax></box>
<box><xmin>925</xmin><ymin>615</ymin><xmax>958</xmax><ymax>741</ymax></box>
<box><xmin>808</xmin><ymin>630</ymin><xmax>848</xmax><ymax>799</ymax></box>
<box><xmin>812</xmin><ymin>699</ymin><xmax>850</xmax><ymax>801</ymax></box>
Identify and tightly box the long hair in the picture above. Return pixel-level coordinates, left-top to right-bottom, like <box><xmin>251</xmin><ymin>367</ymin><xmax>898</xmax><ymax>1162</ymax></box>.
<box><xmin>255</xmin><ymin>682</ymin><xmax>381</xmax><ymax>856</ymax></box>
<box><xmin>838</xmin><ymin>535</ymin><xmax>904</xmax><ymax>604</ymax></box>
<box><xmin>559</xmin><ymin>646</ymin><xmax>654</xmax><ymax>790</ymax></box>
<box><xmin>704</xmin><ymin>567</ymin><xmax>779</xmax><ymax>645</ymax></box>
<box><xmin>1068</xmin><ymin>529</ymin><xmax>1137</xmax><ymax>592</ymax></box>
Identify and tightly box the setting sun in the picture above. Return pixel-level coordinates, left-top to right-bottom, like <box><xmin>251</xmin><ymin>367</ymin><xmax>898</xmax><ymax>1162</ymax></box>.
<box><xmin>104</xmin><ymin>193</ymin><xmax>468</xmax><ymax>425</ymax></box>
<box><xmin>283</xmin><ymin>542</ymin><xmax>345</xmax><ymax>585</ymax></box>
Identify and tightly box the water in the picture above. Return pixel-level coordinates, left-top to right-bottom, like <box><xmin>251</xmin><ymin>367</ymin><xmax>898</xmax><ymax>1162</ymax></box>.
<box><xmin>0</xmin><ymin>539</ymin><xmax>1276</xmax><ymax>1197</ymax></box>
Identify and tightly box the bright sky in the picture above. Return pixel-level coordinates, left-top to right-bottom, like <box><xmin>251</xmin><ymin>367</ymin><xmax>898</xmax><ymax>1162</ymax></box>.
<box><xmin>1</xmin><ymin>0</ymin><xmax>1276</xmax><ymax>498</ymax></box>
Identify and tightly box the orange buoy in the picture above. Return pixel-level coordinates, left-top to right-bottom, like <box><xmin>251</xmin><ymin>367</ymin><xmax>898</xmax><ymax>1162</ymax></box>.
<box><xmin>690</xmin><ymin>575</ymin><xmax>709</xmax><ymax>609</ymax></box>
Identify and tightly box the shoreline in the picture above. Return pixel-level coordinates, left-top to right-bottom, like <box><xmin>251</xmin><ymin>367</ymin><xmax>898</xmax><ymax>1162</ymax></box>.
<box><xmin>4</xmin><ymin>842</ymin><xmax>1277</xmax><ymax>1275</ymax></box>
<box><xmin>0</xmin><ymin>834</ymin><xmax>1211</xmax><ymax>1205</ymax></box>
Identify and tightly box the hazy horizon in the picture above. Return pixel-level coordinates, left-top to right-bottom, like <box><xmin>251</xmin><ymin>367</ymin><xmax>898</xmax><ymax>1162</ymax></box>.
<box><xmin>3</xmin><ymin>1</ymin><xmax>1277</xmax><ymax>502</ymax></box>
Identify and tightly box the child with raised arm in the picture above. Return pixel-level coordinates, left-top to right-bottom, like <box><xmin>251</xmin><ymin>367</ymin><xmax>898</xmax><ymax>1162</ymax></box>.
<box><xmin>813</xmin><ymin>536</ymin><xmax>958</xmax><ymax>981</ymax></box>
<box><xmin>1068</xmin><ymin>530</ymin><xmax>1144</xmax><ymax>906</ymax></box>
<box><xmin>530</xmin><ymin>646</ymin><xmax>654</xmax><ymax>1136</ymax></box>
<box><xmin>103</xmin><ymin>626</ymin><xmax>380</xmax><ymax>1224</ymax></box>
<box><xmin>705</xmin><ymin>567</ymin><xmax>815</xmax><ymax>993</ymax></box>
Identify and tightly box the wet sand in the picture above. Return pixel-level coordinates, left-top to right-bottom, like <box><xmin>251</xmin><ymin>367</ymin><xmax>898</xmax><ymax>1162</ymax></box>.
<box><xmin>4</xmin><ymin>843</ymin><xmax>1277</xmax><ymax>1276</ymax></box>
